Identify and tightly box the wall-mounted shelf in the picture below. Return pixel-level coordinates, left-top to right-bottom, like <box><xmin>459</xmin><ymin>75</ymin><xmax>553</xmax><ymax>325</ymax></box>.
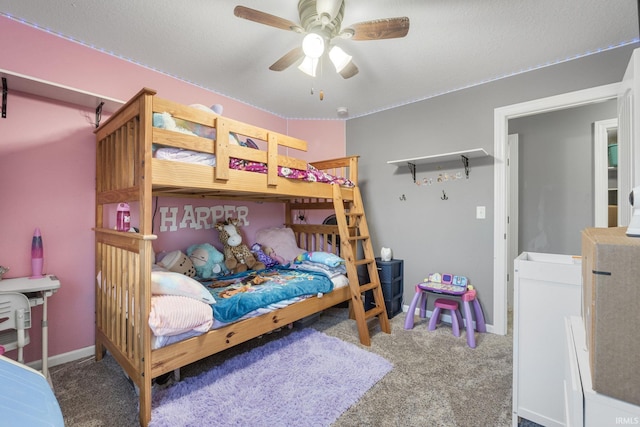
<box><xmin>387</xmin><ymin>148</ymin><xmax>489</xmax><ymax>182</ymax></box>
<box><xmin>0</xmin><ymin>69</ymin><xmax>125</xmax><ymax>127</ymax></box>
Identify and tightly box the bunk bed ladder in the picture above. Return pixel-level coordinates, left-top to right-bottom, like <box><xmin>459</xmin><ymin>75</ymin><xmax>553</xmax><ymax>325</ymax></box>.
<box><xmin>332</xmin><ymin>185</ymin><xmax>391</xmax><ymax>346</ymax></box>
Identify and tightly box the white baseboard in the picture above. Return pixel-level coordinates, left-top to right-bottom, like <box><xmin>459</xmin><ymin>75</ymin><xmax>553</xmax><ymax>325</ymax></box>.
<box><xmin>27</xmin><ymin>345</ymin><xmax>95</xmax><ymax>371</ymax></box>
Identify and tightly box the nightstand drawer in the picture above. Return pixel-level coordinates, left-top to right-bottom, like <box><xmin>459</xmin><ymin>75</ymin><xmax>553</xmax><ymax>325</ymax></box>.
<box><xmin>375</xmin><ymin>258</ymin><xmax>403</xmax><ymax>282</ymax></box>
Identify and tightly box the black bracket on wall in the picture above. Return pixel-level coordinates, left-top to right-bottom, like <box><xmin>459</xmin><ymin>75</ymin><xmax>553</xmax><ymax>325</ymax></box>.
<box><xmin>95</xmin><ymin>101</ymin><xmax>104</xmax><ymax>128</ymax></box>
<box><xmin>2</xmin><ymin>77</ymin><xmax>7</xmax><ymax>119</ymax></box>
<box><xmin>461</xmin><ymin>155</ymin><xmax>470</xmax><ymax>179</ymax></box>
<box><xmin>408</xmin><ymin>162</ymin><xmax>416</xmax><ymax>183</ymax></box>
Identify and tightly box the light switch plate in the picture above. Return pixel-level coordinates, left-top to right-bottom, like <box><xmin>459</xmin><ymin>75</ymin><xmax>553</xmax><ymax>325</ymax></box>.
<box><xmin>476</xmin><ymin>206</ymin><xmax>486</xmax><ymax>219</ymax></box>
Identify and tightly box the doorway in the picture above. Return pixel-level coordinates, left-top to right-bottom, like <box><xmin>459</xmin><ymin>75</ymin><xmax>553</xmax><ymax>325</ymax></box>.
<box><xmin>492</xmin><ymin>83</ymin><xmax>621</xmax><ymax>335</ymax></box>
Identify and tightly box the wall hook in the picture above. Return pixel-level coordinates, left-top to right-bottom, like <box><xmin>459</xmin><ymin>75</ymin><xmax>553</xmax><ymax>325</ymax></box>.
<box><xmin>399</xmin><ymin>194</ymin><xmax>406</xmax><ymax>201</ymax></box>
<box><xmin>441</xmin><ymin>190</ymin><xmax>448</xmax><ymax>200</ymax></box>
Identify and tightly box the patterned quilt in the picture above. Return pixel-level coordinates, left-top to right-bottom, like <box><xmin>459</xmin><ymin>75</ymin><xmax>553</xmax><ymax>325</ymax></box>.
<box><xmin>205</xmin><ymin>267</ymin><xmax>334</xmax><ymax>324</ymax></box>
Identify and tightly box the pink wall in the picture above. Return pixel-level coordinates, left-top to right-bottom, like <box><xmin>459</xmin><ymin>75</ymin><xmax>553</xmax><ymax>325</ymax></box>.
<box><xmin>0</xmin><ymin>16</ymin><xmax>345</xmax><ymax>363</ymax></box>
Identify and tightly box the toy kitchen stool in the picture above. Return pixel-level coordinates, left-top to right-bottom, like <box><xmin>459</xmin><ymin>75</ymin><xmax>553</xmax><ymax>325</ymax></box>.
<box><xmin>404</xmin><ymin>275</ymin><xmax>486</xmax><ymax>348</ymax></box>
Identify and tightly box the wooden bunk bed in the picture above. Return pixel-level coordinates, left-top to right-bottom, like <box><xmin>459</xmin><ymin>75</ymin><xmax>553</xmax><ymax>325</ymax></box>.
<box><xmin>94</xmin><ymin>88</ymin><xmax>391</xmax><ymax>426</ymax></box>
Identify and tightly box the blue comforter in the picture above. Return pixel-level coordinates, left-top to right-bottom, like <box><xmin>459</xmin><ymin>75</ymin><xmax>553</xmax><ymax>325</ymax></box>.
<box><xmin>206</xmin><ymin>267</ymin><xmax>333</xmax><ymax>324</ymax></box>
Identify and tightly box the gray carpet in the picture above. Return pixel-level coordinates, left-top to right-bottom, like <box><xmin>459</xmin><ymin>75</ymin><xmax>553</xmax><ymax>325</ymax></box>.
<box><xmin>50</xmin><ymin>308</ymin><xmax>540</xmax><ymax>426</ymax></box>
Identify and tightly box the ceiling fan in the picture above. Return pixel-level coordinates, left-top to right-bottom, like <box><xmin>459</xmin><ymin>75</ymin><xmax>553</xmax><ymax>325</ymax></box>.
<box><xmin>234</xmin><ymin>0</ymin><xmax>410</xmax><ymax>79</ymax></box>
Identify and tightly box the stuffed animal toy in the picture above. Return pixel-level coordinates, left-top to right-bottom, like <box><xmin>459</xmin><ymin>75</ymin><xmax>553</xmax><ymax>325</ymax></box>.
<box><xmin>215</xmin><ymin>219</ymin><xmax>266</xmax><ymax>274</ymax></box>
<box><xmin>157</xmin><ymin>250</ymin><xmax>196</xmax><ymax>277</ymax></box>
<box><xmin>186</xmin><ymin>243</ymin><xmax>229</xmax><ymax>279</ymax></box>
<box><xmin>262</xmin><ymin>246</ymin><xmax>285</xmax><ymax>265</ymax></box>
<box><xmin>0</xmin><ymin>265</ymin><xmax>9</xmax><ymax>280</ymax></box>
<box><xmin>251</xmin><ymin>243</ymin><xmax>279</xmax><ymax>268</ymax></box>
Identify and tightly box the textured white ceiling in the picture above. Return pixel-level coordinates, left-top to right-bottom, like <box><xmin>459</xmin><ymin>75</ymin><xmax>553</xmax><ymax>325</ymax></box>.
<box><xmin>1</xmin><ymin>0</ymin><xmax>638</xmax><ymax>119</ymax></box>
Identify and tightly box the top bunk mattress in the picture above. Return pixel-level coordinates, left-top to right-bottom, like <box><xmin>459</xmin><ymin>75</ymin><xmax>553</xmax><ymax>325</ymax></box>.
<box><xmin>152</xmin><ymin>112</ymin><xmax>354</xmax><ymax>187</ymax></box>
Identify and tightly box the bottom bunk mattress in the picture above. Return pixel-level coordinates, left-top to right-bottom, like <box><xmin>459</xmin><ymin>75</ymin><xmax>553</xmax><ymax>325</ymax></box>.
<box><xmin>150</xmin><ymin>266</ymin><xmax>348</xmax><ymax>349</ymax></box>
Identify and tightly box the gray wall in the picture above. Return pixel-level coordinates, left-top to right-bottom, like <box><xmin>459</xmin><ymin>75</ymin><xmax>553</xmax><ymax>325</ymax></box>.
<box><xmin>346</xmin><ymin>45</ymin><xmax>637</xmax><ymax>325</ymax></box>
<box><xmin>509</xmin><ymin>100</ymin><xmax>617</xmax><ymax>255</ymax></box>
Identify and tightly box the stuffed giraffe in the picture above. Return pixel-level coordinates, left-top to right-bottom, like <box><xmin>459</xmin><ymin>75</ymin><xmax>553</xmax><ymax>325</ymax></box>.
<box><xmin>215</xmin><ymin>218</ymin><xmax>266</xmax><ymax>274</ymax></box>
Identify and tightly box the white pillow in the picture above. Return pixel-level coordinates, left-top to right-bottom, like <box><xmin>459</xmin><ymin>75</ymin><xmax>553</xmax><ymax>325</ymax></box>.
<box><xmin>295</xmin><ymin>251</ymin><xmax>344</xmax><ymax>267</ymax></box>
<box><xmin>151</xmin><ymin>271</ymin><xmax>215</xmax><ymax>304</ymax></box>
<box><xmin>331</xmin><ymin>274</ymin><xmax>349</xmax><ymax>289</ymax></box>
<box><xmin>149</xmin><ymin>295</ymin><xmax>213</xmax><ymax>337</ymax></box>
<box><xmin>255</xmin><ymin>227</ymin><xmax>305</xmax><ymax>262</ymax></box>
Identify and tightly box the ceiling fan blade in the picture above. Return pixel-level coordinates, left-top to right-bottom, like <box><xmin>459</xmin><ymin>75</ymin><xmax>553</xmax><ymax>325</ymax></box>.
<box><xmin>346</xmin><ymin>17</ymin><xmax>410</xmax><ymax>41</ymax></box>
<box><xmin>234</xmin><ymin>5</ymin><xmax>303</xmax><ymax>32</ymax></box>
<box><xmin>269</xmin><ymin>46</ymin><xmax>305</xmax><ymax>71</ymax></box>
<box><xmin>339</xmin><ymin>61</ymin><xmax>359</xmax><ymax>79</ymax></box>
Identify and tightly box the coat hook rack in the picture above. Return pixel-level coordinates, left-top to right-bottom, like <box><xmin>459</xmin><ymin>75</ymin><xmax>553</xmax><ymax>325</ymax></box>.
<box><xmin>441</xmin><ymin>190</ymin><xmax>448</xmax><ymax>200</ymax></box>
<box><xmin>95</xmin><ymin>101</ymin><xmax>104</xmax><ymax>128</ymax></box>
<box><xmin>2</xmin><ymin>77</ymin><xmax>7</xmax><ymax>119</ymax></box>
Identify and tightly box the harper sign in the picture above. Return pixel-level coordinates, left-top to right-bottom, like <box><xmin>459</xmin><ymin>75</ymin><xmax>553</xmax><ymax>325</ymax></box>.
<box><xmin>158</xmin><ymin>204</ymin><xmax>249</xmax><ymax>232</ymax></box>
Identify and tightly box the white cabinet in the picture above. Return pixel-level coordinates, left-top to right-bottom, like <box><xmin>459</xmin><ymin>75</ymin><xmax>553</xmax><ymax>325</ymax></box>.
<box><xmin>564</xmin><ymin>316</ymin><xmax>640</xmax><ymax>427</ymax></box>
<box><xmin>513</xmin><ymin>252</ymin><xmax>582</xmax><ymax>427</ymax></box>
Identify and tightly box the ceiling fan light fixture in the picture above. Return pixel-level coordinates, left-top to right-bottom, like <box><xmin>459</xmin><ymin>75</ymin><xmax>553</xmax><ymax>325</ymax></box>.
<box><xmin>302</xmin><ymin>32</ymin><xmax>325</xmax><ymax>58</ymax></box>
<box><xmin>316</xmin><ymin>0</ymin><xmax>341</xmax><ymax>23</ymax></box>
<box><xmin>298</xmin><ymin>55</ymin><xmax>319</xmax><ymax>77</ymax></box>
<box><xmin>329</xmin><ymin>46</ymin><xmax>352</xmax><ymax>73</ymax></box>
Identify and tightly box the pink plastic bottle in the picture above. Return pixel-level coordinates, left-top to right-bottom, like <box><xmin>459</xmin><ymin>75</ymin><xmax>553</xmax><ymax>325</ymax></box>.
<box><xmin>116</xmin><ymin>203</ymin><xmax>131</xmax><ymax>232</ymax></box>
<box><xmin>31</xmin><ymin>227</ymin><xmax>44</xmax><ymax>278</ymax></box>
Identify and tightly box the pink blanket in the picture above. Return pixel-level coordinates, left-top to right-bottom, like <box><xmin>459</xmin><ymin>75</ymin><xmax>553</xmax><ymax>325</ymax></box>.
<box><xmin>229</xmin><ymin>158</ymin><xmax>354</xmax><ymax>187</ymax></box>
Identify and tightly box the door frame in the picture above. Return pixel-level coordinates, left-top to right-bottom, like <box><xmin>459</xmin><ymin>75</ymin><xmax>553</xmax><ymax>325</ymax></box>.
<box><xmin>492</xmin><ymin>83</ymin><xmax>620</xmax><ymax>335</ymax></box>
<box><xmin>507</xmin><ymin>134</ymin><xmax>519</xmax><ymax>311</ymax></box>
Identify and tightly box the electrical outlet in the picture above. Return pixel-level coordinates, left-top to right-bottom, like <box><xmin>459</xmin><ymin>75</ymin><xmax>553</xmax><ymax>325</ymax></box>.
<box><xmin>476</xmin><ymin>206</ymin><xmax>486</xmax><ymax>219</ymax></box>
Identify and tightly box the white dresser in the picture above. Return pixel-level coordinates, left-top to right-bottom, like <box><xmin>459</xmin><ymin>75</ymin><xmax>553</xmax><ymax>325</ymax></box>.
<box><xmin>564</xmin><ymin>316</ymin><xmax>640</xmax><ymax>427</ymax></box>
<box><xmin>513</xmin><ymin>252</ymin><xmax>583</xmax><ymax>427</ymax></box>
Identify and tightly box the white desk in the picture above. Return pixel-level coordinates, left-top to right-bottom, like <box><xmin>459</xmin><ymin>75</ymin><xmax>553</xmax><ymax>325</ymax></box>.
<box><xmin>0</xmin><ymin>275</ymin><xmax>60</xmax><ymax>378</ymax></box>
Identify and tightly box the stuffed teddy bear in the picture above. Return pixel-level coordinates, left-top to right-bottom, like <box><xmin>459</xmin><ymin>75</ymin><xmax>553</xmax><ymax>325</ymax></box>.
<box><xmin>186</xmin><ymin>243</ymin><xmax>229</xmax><ymax>279</ymax></box>
<box><xmin>157</xmin><ymin>250</ymin><xmax>196</xmax><ymax>277</ymax></box>
<box><xmin>215</xmin><ymin>219</ymin><xmax>265</xmax><ymax>274</ymax></box>
<box><xmin>251</xmin><ymin>243</ymin><xmax>279</xmax><ymax>268</ymax></box>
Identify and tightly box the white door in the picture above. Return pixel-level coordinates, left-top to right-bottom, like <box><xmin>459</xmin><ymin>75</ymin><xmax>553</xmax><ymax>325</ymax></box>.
<box><xmin>617</xmin><ymin>48</ymin><xmax>639</xmax><ymax>226</ymax></box>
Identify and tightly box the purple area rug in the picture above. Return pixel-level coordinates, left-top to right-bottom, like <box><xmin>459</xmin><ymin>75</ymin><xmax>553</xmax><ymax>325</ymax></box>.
<box><xmin>149</xmin><ymin>328</ymin><xmax>392</xmax><ymax>427</ymax></box>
